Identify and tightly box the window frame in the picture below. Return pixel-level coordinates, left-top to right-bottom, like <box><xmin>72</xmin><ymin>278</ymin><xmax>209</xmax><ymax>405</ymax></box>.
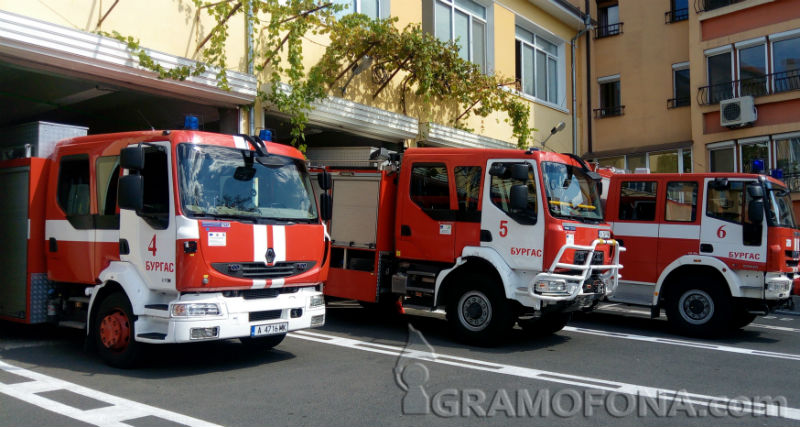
<box><xmin>56</xmin><ymin>154</ymin><xmax>92</xmax><ymax>229</ymax></box>
<box><xmin>597</xmin><ymin>74</ymin><xmax>622</xmax><ymax>117</ymax></box>
<box><xmin>515</xmin><ymin>24</ymin><xmax>563</xmax><ymax>107</ymax></box>
<box><xmin>738</xmin><ymin>136</ymin><xmax>771</xmax><ymax>173</ymax></box>
<box><xmin>433</xmin><ymin>0</ymin><xmax>490</xmax><ymax>73</ymax></box>
<box><xmin>618</xmin><ymin>180</ymin><xmax>659</xmax><ymax>222</ymax></box>
<box><xmin>735</xmin><ymin>38</ymin><xmax>768</xmax><ymax>97</ymax></box>
<box><xmin>707</xmin><ymin>140</ymin><xmax>737</xmax><ymax>172</ymax></box>
<box><xmin>664</xmin><ymin>181</ymin><xmax>698</xmax><ymax>223</ymax></box>
<box><xmin>333</xmin><ymin>0</ymin><xmax>390</xmax><ymax>20</ymax></box>
<box><xmin>671</xmin><ymin>62</ymin><xmax>690</xmax><ymax>108</ymax></box>
<box><xmin>409</xmin><ymin>162</ymin><xmax>453</xmax><ymax>213</ymax></box>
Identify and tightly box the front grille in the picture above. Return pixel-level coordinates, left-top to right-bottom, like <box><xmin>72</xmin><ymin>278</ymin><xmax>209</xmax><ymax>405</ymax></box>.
<box><xmin>212</xmin><ymin>261</ymin><xmax>315</xmax><ymax>280</ymax></box>
<box><xmin>574</xmin><ymin>251</ymin><xmax>605</xmax><ymax>266</ymax></box>
<box><xmin>249</xmin><ymin>310</ymin><xmax>283</xmax><ymax>322</ymax></box>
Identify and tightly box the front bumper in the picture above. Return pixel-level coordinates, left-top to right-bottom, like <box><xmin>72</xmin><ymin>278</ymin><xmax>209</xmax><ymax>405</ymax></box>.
<box><xmin>135</xmin><ymin>286</ymin><xmax>325</xmax><ymax>344</ymax></box>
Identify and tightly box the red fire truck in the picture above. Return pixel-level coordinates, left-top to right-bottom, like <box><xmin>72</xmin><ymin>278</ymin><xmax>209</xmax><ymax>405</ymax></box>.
<box><xmin>599</xmin><ymin>169</ymin><xmax>797</xmax><ymax>336</ymax></box>
<box><xmin>308</xmin><ymin>147</ymin><xmax>623</xmax><ymax>345</ymax></box>
<box><xmin>0</xmin><ymin>130</ymin><xmax>330</xmax><ymax>367</ymax></box>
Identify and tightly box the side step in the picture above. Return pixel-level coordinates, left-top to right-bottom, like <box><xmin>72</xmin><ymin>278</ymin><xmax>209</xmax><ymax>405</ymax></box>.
<box><xmin>402</xmin><ymin>304</ymin><xmax>446</xmax><ymax>320</ymax></box>
<box><xmin>137</xmin><ymin>333</ymin><xmax>167</xmax><ymax>340</ymax></box>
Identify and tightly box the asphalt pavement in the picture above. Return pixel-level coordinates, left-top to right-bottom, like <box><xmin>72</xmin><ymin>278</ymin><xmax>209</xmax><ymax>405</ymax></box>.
<box><xmin>0</xmin><ymin>301</ymin><xmax>798</xmax><ymax>426</ymax></box>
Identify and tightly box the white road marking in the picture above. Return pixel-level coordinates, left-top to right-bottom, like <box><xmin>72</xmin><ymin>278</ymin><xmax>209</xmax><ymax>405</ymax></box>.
<box><xmin>749</xmin><ymin>323</ymin><xmax>800</xmax><ymax>333</ymax></box>
<box><xmin>780</xmin><ymin>317</ymin><xmax>793</xmax><ymax>322</ymax></box>
<box><xmin>289</xmin><ymin>330</ymin><xmax>800</xmax><ymax>421</ymax></box>
<box><xmin>0</xmin><ymin>360</ymin><xmax>220</xmax><ymax>427</ymax></box>
<box><xmin>562</xmin><ymin>326</ymin><xmax>800</xmax><ymax>361</ymax></box>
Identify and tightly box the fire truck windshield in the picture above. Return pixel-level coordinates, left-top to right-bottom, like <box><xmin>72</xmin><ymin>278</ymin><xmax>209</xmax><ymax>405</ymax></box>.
<box><xmin>766</xmin><ymin>185</ymin><xmax>797</xmax><ymax>229</ymax></box>
<box><xmin>176</xmin><ymin>144</ymin><xmax>318</xmax><ymax>223</ymax></box>
<box><xmin>541</xmin><ymin>162</ymin><xmax>604</xmax><ymax>222</ymax></box>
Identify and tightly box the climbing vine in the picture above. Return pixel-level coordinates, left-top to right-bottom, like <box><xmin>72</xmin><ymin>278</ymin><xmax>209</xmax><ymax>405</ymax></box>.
<box><xmin>101</xmin><ymin>0</ymin><xmax>535</xmax><ymax>148</ymax></box>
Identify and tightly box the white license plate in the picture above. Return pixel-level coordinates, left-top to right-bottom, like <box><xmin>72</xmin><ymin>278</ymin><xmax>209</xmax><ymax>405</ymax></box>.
<box><xmin>251</xmin><ymin>322</ymin><xmax>288</xmax><ymax>337</ymax></box>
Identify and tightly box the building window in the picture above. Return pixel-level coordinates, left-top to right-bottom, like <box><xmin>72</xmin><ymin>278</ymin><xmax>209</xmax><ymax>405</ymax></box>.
<box><xmin>775</xmin><ymin>134</ymin><xmax>800</xmax><ymax>193</ymax></box>
<box><xmin>594</xmin><ymin>149</ymin><xmax>691</xmax><ymax>173</ymax></box>
<box><xmin>739</xmin><ymin>138</ymin><xmax>770</xmax><ymax>173</ymax></box>
<box><xmin>597</xmin><ymin>156</ymin><xmax>625</xmax><ymax>170</ymax></box>
<box><xmin>666</xmin><ymin>0</ymin><xmax>688</xmax><ymax>23</ymax></box>
<box><xmin>333</xmin><ymin>0</ymin><xmax>389</xmax><ymax>19</ymax></box>
<box><xmin>596</xmin><ymin>1</ymin><xmax>622</xmax><ymax>38</ymax></box>
<box><xmin>595</xmin><ymin>76</ymin><xmax>623</xmax><ymax>118</ymax></box>
<box><xmin>669</xmin><ymin>63</ymin><xmax>690</xmax><ymax>108</ymax></box>
<box><xmin>515</xmin><ymin>26</ymin><xmax>560</xmax><ymax>105</ymax></box>
<box><xmin>771</xmin><ymin>34</ymin><xmax>800</xmax><ymax>93</ymax></box>
<box><xmin>434</xmin><ymin>0</ymin><xmax>487</xmax><ymax>73</ymax></box>
<box><xmin>738</xmin><ymin>42</ymin><xmax>767</xmax><ymax>97</ymax></box>
<box><xmin>708</xmin><ymin>142</ymin><xmax>736</xmax><ymax>172</ymax></box>
<box><xmin>706</xmin><ymin>50</ymin><xmax>733</xmax><ymax>103</ymax></box>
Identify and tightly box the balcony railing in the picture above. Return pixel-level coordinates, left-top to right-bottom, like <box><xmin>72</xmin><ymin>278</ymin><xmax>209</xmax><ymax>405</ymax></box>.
<box><xmin>595</xmin><ymin>23</ymin><xmax>623</xmax><ymax>39</ymax></box>
<box><xmin>697</xmin><ymin>69</ymin><xmax>800</xmax><ymax>105</ymax></box>
<box><xmin>667</xmin><ymin>97</ymin><xmax>690</xmax><ymax>108</ymax></box>
<box><xmin>694</xmin><ymin>0</ymin><xmax>746</xmax><ymax>13</ymax></box>
<box><xmin>665</xmin><ymin>8</ymin><xmax>689</xmax><ymax>23</ymax></box>
<box><xmin>593</xmin><ymin>105</ymin><xmax>625</xmax><ymax>118</ymax></box>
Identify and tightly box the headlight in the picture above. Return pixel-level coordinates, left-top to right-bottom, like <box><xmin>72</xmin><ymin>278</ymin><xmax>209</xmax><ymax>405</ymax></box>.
<box><xmin>534</xmin><ymin>280</ymin><xmax>569</xmax><ymax>294</ymax></box>
<box><xmin>171</xmin><ymin>303</ymin><xmax>220</xmax><ymax>317</ymax></box>
<box><xmin>309</xmin><ymin>294</ymin><xmax>325</xmax><ymax>308</ymax></box>
<box><xmin>766</xmin><ymin>282</ymin><xmax>790</xmax><ymax>293</ymax></box>
<box><xmin>599</xmin><ymin>230</ymin><xmax>611</xmax><ymax>239</ymax></box>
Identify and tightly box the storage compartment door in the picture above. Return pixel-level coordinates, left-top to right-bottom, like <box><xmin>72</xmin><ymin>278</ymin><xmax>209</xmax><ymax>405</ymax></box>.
<box><xmin>0</xmin><ymin>166</ymin><xmax>30</xmax><ymax>319</ymax></box>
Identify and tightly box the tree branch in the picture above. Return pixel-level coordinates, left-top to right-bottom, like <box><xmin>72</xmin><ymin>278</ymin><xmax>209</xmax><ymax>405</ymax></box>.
<box><xmin>194</xmin><ymin>1</ymin><xmax>242</xmax><ymax>55</ymax></box>
<box><xmin>373</xmin><ymin>55</ymin><xmax>412</xmax><ymax>99</ymax></box>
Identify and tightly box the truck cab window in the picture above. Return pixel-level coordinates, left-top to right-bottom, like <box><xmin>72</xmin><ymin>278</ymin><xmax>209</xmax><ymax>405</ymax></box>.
<box><xmin>706</xmin><ymin>181</ymin><xmax>744</xmax><ymax>224</ymax></box>
<box><xmin>57</xmin><ymin>154</ymin><xmax>91</xmax><ymax>228</ymax></box>
<box><xmin>619</xmin><ymin>181</ymin><xmax>657</xmax><ymax>221</ymax></box>
<box><xmin>665</xmin><ymin>181</ymin><xmax>697</xmax><ymax>222</ymax></box>
<box><xmin>140</xmin><ymin>148</ymin><xmax>169</xmax><ymax>229</ymax></box>
<box><xmin>410</xmin><ymin>164</ymin><xmax>451</xmax><ymax>211</ymax></box>
<box><xmin>96</xmin><ymin>156</ymin><xmax>120</xmax><ymax>229</ymax></box>
<box><xmin>490</xmin><ymin>162</ymin><xmax>537</xmax><ymax>225</ymax></box>
<box><xmin>454</xmin><ymin>166</ymin><xmax>482</xmax><ymax>216</ymax></box>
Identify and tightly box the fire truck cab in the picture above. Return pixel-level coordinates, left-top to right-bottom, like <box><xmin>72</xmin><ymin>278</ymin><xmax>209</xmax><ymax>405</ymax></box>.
<box><xmin>0</xmin><ymin>130</ymin><xmax>329</xmax><ymax>367</ymax></box>
<box><xmin>309</xmin><ymin>147</ymin><xmax>623</xmax><ymax>345</ymax></box>
<box><xmin>601</xmin><ymin>170</ymin><xmax>797</xmax><ymax>335</ymax></box>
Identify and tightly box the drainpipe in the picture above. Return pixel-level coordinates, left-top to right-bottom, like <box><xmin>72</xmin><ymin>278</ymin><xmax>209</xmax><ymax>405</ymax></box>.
<box><xmin>571</xmin><ymin>16</ymin><xmax>593</xmax><ymax>156</ymax></box>
<box><xmin>247</xmin><ymin>2</ymin><xmax>255</xmax><ymax>135</ymax></box>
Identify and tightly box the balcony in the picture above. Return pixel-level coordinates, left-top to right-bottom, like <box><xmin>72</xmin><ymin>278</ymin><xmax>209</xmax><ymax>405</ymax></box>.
<box><xmin>694</xmin><ymin>0</ymin><xmax>746</xmax><ymax>13</ymax></box>
<box><xmin>667</xmin><ymin>97</ymin><xmax>690</xmax><ymax>108</ymax></box>
<box><xmin>595</xmin><ymin>23</ymin><xmax>623</xmax><ymax>39</ymax></box>
<box><xmin>593</xmin><ymin>105</ymin><xmax>625</xmax><ymax>118</ymax></box>
<box><xmin>697</xmin><ymin>69</ymin><xmax>800</xmax><ymax>105</ymax></box>
<box><xmin>665</xmin><ymin>8</ymin><xmax>689</xmax><ymax>23</ymax></box>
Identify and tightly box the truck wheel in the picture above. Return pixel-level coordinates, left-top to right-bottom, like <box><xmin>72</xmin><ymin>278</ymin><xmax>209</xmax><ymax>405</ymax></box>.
<box><xmin>665</xmin><ymin>279</ymin><xmax>731</xmax><ymax>337</ymax></box>
<box><xmin>446</xmin><ymin>280</ymin><xmax>514</xmax><ymax>346</ymax></box>
<box><xmin>518</xmin><ymin>312</ymin><xmax>572</xmax><ymax>336</ymax></box>
<box><xmin>730</xmin><ymin>310</ymin><xmax>757</xmax><ymax>330</ymax></box>
<box><xmin>94</xmin><ymin>292</ymin><xmax>142</xmax><ymax>368</ymax></box>
<box><xmin>240</xmin><ymin>334</ymin><xmax>286</xmax><ymax>349</ymax></box>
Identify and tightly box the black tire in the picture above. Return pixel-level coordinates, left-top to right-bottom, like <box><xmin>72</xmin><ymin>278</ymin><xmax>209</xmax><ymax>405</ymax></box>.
<box><xmin>240</xmin><ymin>333</ymin><xmax>286</xmax><ymax>349</ymax></box>
<box><xmin>518</xmin><ymin>312</ymin><xmax>572</xmax><ymax>336</ymax></box>
<box><xmin>93</xmin><ymin>292</ymin><xmax>142</xmax><ymax>368</ymax></box>
<box><xmin>665</xmin><ymin>278</ymin><xmax>731</xmax><ymax>337</ymax></box>
<box><xmin>446</xmin><ymin>278</ymin><xmax>514</xmax><ymax>346</ymax></box>
<box><xmin>730</xmin><ymin>310</ymin><xmax>757</xmax><ymax>330</ymax></box>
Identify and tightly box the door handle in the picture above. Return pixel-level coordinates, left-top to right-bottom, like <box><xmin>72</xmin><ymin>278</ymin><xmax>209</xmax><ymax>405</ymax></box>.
<box><xmin>49</xmin><ymin>237</ymin><xmax>57</xmax><ymax>252</ymax></box>
<box><xmin>401</xmin><ymin>225</ymin><xmax>411</xmax><ymax>236</ymax></box>
<box><xmin>700</xmin><ymin>243</ymin><xmax>713</xmax><ymax>253</ymax></box>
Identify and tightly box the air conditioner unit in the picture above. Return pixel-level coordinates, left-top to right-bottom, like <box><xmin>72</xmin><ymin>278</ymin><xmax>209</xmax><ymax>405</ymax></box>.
<box><xmin>720</xmin><ymin>96</ymin><xmax>757</xmax><ymax>128</ymax></box>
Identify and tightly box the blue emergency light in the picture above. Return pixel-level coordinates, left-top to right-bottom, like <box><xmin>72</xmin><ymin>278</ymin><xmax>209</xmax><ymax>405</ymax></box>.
<box><xmin>750</xmin><ymin>158</ymin><xmax>765</xmax><ymax>174</ymax></box>
<box><xmin>184</xmin><ymin>115</ymin><xmax>199</xmax><ymax>130</ymax></box>
<box><xmin>259</xmin><ymin>129</ymin><xmax>273</xmax><ymax>141</ymax></box>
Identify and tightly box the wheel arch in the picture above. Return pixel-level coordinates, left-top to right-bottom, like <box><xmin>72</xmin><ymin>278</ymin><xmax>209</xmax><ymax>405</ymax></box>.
<box><xmin>654</xmin><ymin>258</ymin><xmax>736</xmax><ymax>307</ymax></box>
<box><xmin>434</xmin><ymin>251</ymin><xmax>510</xmax><ymax>308</ymax></box>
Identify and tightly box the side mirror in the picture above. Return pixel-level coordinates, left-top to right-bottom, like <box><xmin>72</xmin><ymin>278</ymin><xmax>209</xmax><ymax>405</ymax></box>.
<box><xmin>748</xmin><ymin>199</ymin><xmax>764</xmax><ymax>224</ymax></box>
<box><xmin>510</xmin><ymin>164</ymin><xmax>530</xmax><ymax>181</ymax></box>
<box><xmin>120</xmin><ymin>146</ymin><xmax>145</xmax><ymax>171</ymax></box>
<box><xmin>118</xmin><ymin>175</ymin><xmax>143</xmax><ymax>212</ymax></box>
<box><xmin>510</xmin><ymin>184</ymin><xmax>528</xmax><ymax>211</ymax></box>
<box><xmin>318</xmin><ymin>171</ymin><xmax>332</xmax><ymax>191</ymax></box>
<box><xmin>319</xmin><ymin>193</ymin><xmax>332</xmax><ymax>221</ymax></box>
<box><xmin>747</xmin><ymin>184</ymin><xmax>764</xmax><ymax>199</ymax></box>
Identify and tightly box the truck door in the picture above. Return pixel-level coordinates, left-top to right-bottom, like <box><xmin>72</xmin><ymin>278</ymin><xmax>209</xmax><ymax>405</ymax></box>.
<box><xmin>609</xmin><ymin>179</ymin><xmax>661</xmax><ymax>304</ymax></box>
<box><xmin>701</xmin><ymin>178</ymin><xmax>767</xmax><ymax>269</ymax></box>
<box><xmin>480</xmin><ymin>160</ymin><xmax>544</xmax><ymax>271</ymax></box>
<box><xmin>119</xmin><ymin>142</ymin><xmax>177</xmax><ymax>291</ymax></box>
<box><xmin>395</xmin><ymin>162</ymin><xmax>456</xmax><ymax>263</ymax></box>
<box><xmin>657</xmin><ymin>181</ymin><xmax>701</xmax><ymax>272</ymax></box>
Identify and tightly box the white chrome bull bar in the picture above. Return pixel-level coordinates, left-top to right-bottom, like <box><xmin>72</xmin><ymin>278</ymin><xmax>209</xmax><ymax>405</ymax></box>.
<box><xmin>529</xmin><ymin>239</ymin><xmax>625</xmax><ymax>302</ymax></box>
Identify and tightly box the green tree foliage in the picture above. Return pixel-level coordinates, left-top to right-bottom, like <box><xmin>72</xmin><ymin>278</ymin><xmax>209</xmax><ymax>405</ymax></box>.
<box><xmin>101</xmin><ymin>0</ymin><xmax>534</xmax><ymax>149</ymax></box>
